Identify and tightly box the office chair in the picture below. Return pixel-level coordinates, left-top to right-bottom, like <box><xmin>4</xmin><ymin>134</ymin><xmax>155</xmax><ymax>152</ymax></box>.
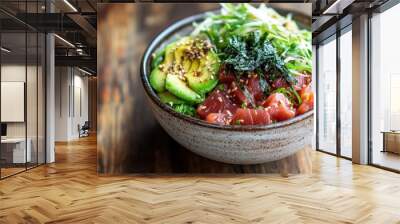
<box><xmin>79</xmin><ymin>121</ymin><xmax>90</xmax><ymax>138</ymax></box>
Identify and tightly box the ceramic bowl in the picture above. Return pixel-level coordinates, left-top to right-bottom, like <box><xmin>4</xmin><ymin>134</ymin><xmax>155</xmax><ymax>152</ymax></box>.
<box><xmin>140</xmin><ymin>10</ymin><xmax>314</xmax><ymax>164</ymax></box>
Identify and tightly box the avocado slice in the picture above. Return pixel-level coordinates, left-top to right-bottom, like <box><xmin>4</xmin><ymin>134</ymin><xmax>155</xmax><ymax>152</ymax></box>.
<box><xmin>174</xmin><ymin>37</ymin><xmax>191</xmax><ymax>67</ymax></box>
<box><xmin>158</xmin><ymin>92</ymin><xmax>186</xmax><ymax>105</ymax></box>
<box><xmin>150</xmin><ymin>38</ymin><xmax>218</xmax><ymax>98</ymax></box>
<box><xmin>174</xmin><ymin>37</ymin><xmax>197</xmax><ymax>74</ymax></box>
<box><xmin>165</xmin><ymin>74</ymin><xmax>204</xmax><ymax>104</ymax></box>
<box><xmin>149</xmin><ymin>42</ymin><xmax>176</xmax><ymax>93</ymax></box>
<box><xmin>151</xmin><ymin>48</ymin><xmax>165</xmax><ymax>70</ymax></box>
<box><xmin>149</xmin><ymin>68</ymin><xmax>166</xmax><ymax>92</ymax></box>
<box><xmin>186</xmin><ymin>51</ymin><xmax>220</xmax><ymax>95</ymax></box>
<box><xmin>163</xmin><ymin>42</ymin><xmax>177</xmax><ymax>66</ymax></box>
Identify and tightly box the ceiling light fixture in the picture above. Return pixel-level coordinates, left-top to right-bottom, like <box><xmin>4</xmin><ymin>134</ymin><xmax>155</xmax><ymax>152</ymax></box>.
<box><xmin>322</xmin><ymin>0</ymin><xmax>354</xmax><ymax>15</ymax></box>
<box><xmin>63</xmin><ymin>0</ymin><xmax>78</xmax><ymax>12</ymax></box>
<box><xmin>78</xmin><ymin>67</ymin><xmax>93</xmax><ymax>76</ymax></box>
<box><xmin>1</xmin><ymin>47</ymin><xmax>11</xmax><ymax>53</ymax></box>
<box><xmin>54</xmin><ymin>34</ymin><xmax>75</xmax><ymax>48</ymax></box>
<box><xmin>322</xmin><ymin>0</ymin><xmax>342</xmax><ymax>14</ymax></box>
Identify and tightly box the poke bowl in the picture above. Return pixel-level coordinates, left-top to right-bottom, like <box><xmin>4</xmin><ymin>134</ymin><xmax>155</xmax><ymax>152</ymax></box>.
<box><xmin>140</xmin><ymin>4</ymin><xmax>314</xmax><ymax>164</ymax></box>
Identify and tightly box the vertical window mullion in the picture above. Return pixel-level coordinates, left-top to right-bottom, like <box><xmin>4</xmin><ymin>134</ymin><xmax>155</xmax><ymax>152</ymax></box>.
<box><xmin>36</xmin><ymin>0</ymin><xmax>39</xmax><ymax>167</ymax></box>
<box><xmin>316</xmin><ymin>45</ymin><xmax>320</xmax><ymax>151</ymax></box>
<box><xmin>336</xmin><ymin>28</ymin><xmax>341</xmax><ymax>157</ymax></box>
<box><xmin>25</xmin><ymin>0</ymin><xmax>28</xmax><ymax>171</ymax></box>
<box><xmin>0</xmin><ymin>23</ymin><xmax>2</xmax><ymax>179</ymax></box>
<box><xmin>367</xmin><ymin>11</ymin><xmax>373</xmax><ymax>165</ymax></box>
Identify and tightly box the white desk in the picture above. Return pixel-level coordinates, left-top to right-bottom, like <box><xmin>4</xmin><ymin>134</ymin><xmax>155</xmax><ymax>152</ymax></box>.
<box><xmin>1</xmin><ymin>138</ymin><xmax>31</xmax><ymax>163</ymax></box>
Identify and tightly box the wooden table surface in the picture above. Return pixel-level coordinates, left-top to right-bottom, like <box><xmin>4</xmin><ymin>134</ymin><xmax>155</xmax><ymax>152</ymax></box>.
<box><xmin>97</xmin><ymin>3</ymin><xmax>312</xmax><ymax>175</ymax></box>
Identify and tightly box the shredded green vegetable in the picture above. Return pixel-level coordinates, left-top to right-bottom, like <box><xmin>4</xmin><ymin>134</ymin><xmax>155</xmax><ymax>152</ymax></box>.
<box><xmin>192</xmin><ymin>3</ymin><xmax>312</xmax><ymax>79</ymax></box>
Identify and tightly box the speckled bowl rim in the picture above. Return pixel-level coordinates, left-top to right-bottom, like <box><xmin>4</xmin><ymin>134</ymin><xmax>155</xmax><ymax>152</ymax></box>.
<box><xmin>140</xmin><ymin>9</ymin><xmax>313</xmax><ymax>132</ymax></box>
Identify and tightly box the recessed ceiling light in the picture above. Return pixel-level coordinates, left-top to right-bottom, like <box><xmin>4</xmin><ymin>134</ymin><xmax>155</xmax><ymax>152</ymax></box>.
<box><xmin>1</xmin><ymin>47</ymin><xmax>11</xmax><ymax>53</ymax></box>
<box><xmin>78</xmin><ymin>67</ymin><xmax>93</xmax><ymax>76</ymax></box>
<box><xmin>322</xmin><ymin>0</ymin><xmax>354</xmax><ymax>15</ymax></box>
<box><xmin>63</xmin><ymin>0</ymin><xmax>78</xmax><ymax>12</ymax></box>
<box><xmin>54</xmin><ymin>34</ymin><xmax>75</xmax><ymax>48</ymax></box>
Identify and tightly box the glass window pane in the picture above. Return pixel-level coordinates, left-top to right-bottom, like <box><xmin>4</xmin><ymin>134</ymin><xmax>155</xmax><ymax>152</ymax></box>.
<box><xmin>1</xmin><ymin>31</ymin><xmax>27</xmax><ymax>177</ymax></box>
<box><xmin>38</xmin><ymin>33</ymin><xmax>45</xmax><ymax>165</ymax></box>
<box><xmin>371</xmin><ymin>4</ymin><xmax>400</xmax><ymax>171</ymax></box>
<box><xmin>318</xmin><ymin>37</ymin><xmax>337</xmax><ymax>154</ymax></box>
<box><xmin>340</xmin><ymin>29</ymin><xmax>352</xmax><ymax>158</ymax></box>
<box><xmin>0</xmin><ymin>1</ymin><xmax>46</xmax><ymax>179</ymax></box>
<box><xmin>27</xmin><ymin>31</ymin><xmax>38</xmax><ymax>169</ymax></box>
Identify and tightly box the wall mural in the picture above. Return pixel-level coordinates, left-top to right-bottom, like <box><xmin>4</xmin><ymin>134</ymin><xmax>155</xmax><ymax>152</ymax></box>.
<box><xmin>97</xmin><ymin>3</ymin><xmax>314</xmax><ymax>175</ymax></box>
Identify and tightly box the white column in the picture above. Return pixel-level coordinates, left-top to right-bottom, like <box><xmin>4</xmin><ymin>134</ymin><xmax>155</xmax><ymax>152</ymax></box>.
<box><xmin>352</xmin><ymin>14</ymin><xmax>369</xmax><ymax>164</ymax></box>
<box><xmin>46</xmin><ymin>33</ymin><xmax>55</xmax><ymax>163</ymax></box>
<box><xmin>45</xmin><ymin>1</ymin><xmax>55</xmax><ymax>163</ymax></box>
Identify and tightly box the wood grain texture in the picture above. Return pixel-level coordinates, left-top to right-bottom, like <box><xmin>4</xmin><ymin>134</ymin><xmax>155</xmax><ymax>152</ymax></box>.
<box><xmin>97</xmin><ymin>3</ymin><xmax>312</xmax><ymax>174</ymax></box>
<box><xmin>1</xmin><ymin>135</ymin><xmax>400</xmax><ymax>223</ymax></box>
<box><xmin>88</xmin><ymin>77</ymin><xmax>97</xmax><ymax>132</ymax></box>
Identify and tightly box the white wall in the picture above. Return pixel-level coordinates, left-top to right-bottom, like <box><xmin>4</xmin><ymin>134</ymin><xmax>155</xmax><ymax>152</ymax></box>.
<box><xmin>72</xmin><ymin>73</ymin><xmax>89</xmax><ymax>138</ymax></box>
<box><xmin>55</xmin><ymin>67</ymin><xmax>69</xmax><ymax>141</ymax></box>
<box><xmin>55</xmin><ymin>67</ymin><xmax>89</xmax><ymax>141</ymax></box>
<box><xmin>1</xmin><ymin>64</ymin><xmax>46</xmax><ymax>164</ymax></box>
<box><xmin>1</xmin><ymin>65</ymin><xmax>35</xmax><ymax>138</ymax></box>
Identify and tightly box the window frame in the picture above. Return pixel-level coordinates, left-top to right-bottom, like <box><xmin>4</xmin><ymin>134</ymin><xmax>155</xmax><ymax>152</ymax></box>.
<box><xmin>315</xmin><ymin>24</ymin><xmax>353</xmax><ymax>161</ymax></box>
